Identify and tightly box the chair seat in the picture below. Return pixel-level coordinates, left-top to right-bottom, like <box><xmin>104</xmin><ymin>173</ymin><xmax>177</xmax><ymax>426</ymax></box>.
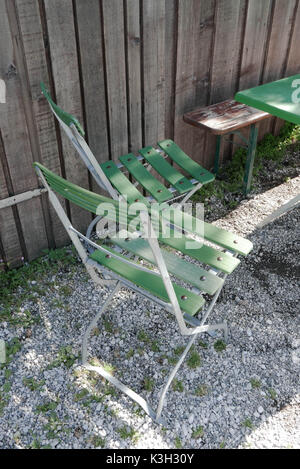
<box><xmin>89</xmin><ymin>248</ymin><xmax>205</xmax><ymax>316</ymax></box>
<box><xmin>99</xmin><ymin>139</ymin><xmax>215</xmax><ymax>203</ymax></box>
<box><xmin>40</xmin><ymin>82</ymin><xmax>214</xmax><ymax>205</ymax></box>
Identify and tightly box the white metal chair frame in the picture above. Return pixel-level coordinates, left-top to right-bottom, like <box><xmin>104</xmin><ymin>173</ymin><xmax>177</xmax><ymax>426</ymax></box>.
<box><xmin>35</xmin><ymin>165</ymin><xmax>232</xmax><ymax>425</ymax></box>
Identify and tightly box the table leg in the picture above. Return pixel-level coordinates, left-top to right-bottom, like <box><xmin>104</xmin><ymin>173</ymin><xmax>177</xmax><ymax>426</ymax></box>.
<box><xmin>243</xmin><ymin>123</ymin><xmax>258</xmax><ymax>195</ymax></box>
<box><xmin>213</xmin><ymin>135</ymin><xmax>222</xmax><ymax>174</ymax></box>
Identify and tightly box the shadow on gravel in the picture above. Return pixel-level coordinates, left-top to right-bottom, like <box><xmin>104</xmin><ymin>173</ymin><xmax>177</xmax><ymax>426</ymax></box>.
<box><xmin>210</xmin><ymin>205</ymin><xmax>300</xmax><ymax>448</ymax></box>
<box><xmin>0</xmin><ymin>202</ymin><xmax>299</xmax><ymax>450</ymax></box>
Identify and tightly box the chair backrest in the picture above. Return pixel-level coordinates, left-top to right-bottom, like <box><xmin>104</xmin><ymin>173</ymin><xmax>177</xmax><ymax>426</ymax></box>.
<box><xmin>40</xmin><ymin>82</ymin><xmax>85</xmax><ymax>136</ymax></box>
<box><xmin>40</xmin><ymin>83</ymin><xmax>119</xmax><ymax>199</ymax></box>
<box><xmin>33</xmin><ymin>162</ymin><xmax>138</xmax><ymax>233</ymax></box>
<box><xmin>34</xmin><ymin>162</ymin><xmax>252</xmax><ymax>257</ymax></box>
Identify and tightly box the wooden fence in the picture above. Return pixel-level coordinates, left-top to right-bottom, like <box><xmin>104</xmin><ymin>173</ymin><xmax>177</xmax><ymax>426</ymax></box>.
<box><xmin>0</xmin><ymin>0</ymin><xmax>299</xmax><ymax>269</ymax></box>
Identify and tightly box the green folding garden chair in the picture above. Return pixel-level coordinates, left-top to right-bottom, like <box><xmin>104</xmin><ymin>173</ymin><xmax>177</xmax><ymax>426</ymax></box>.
<box><xmin>34</xmin><ymin>161</ymin><xmax>253</xmax><ymax>424</ymax></box>
<box><xmin>40</xmin><ymin>82</ymin><xmax>215</xmax><ymax>206</ymax></box>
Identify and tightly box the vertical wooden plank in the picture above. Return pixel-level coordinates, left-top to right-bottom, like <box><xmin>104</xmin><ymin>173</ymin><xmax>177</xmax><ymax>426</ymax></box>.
<box><xmin>14</xmin><ymin>0</ymin><xmax>68</xmax><ymax>247</ymax></box>
<box><xmin>0</xmin><ymin>134</ymin><xmax>24</xmax><ymax>269</ymax></box>
<box><xmin>236</xmin><ymin>0</ymin><xmax>272</xmax><ymax>157</ymax></box>
<box><xmin>141</xmin><ymin>0</ymin><xmax>166</xmax><ymax>146</ymax></box>
<box><xmin>191</xmin><ymin>0</ymin><xmax>216</xmax><ymax>168</ymax></box>
<box><xmin>0</xmin><ymin>206</ymin><xmax>23</xmax><ymax>268</ymax></box>
<box><xmin>0</xmin><ymin>4</ymin><xmax>23</xmax><ymax>269</ymax></box>
<box><xmin>0</xmin><ymin>0</ymin><xmax>48</xmax><ymax>261</ymax></box>
<box><xmin>259</xmin><ymin>0</ymin><xmax>297</xmax><ymax>137</ymax></box>
<box><xmin>239</xmin><ymin>0</ymin><xmax>272</xmax><ymax>90</ymax></box>
<box><xmin>272</xmin><ymin>0</ymin><xmax>300</xmax><ymax>135</ymax></box>
<box><xmin>44</xmin><ymin>0</ymin><xmax>91</xmax><ymax>230</ymax></box>
<box><xmin>174</xmin><ymin>0</ymin><xmax>216</xmax><ymax>169</ymax></box>
<box><xmin>262</xmin><ymin>0</ymin><xmax>297</xmax><ymax>83</ymax></box>
<box><xmin>164</xmin><ymin>0</ymin><xmax>177</xmax><ymax>141</ymax></box>
<box><xmin>101</xmin><ymin>0</ymin><xmax>128</xmax><ymax>160</ymax></box>
<box><xmin>75</xmin><ymin>0</ymin><xmax>110</xmax><ymax>170</ymax></box>
<box><xmin>286</xmin><ymin>0</ymin><xmax>300</xmax><ymax>75</ymax></box>
<box><xmin>173</xmin><ymin>0</ymin><xmax>198</xmax><ymax>154</ymax></box>
<box><xmin>210</xmin><ymin>0</ymin><xmax>246</xmax><ymax>102</ymax></box>
<box><xmin>206</xmin><ymin>0</ymin><xmax>247</xmax><ymax>165</ymax></box>
<box><xmin>124</xmin><ymin>0</ymin><xmax>143</xmax><ymax>153</ymax></box>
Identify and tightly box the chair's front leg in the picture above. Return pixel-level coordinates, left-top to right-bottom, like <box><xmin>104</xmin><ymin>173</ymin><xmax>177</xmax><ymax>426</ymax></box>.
<box><xmin>81</xmin><ymin>282</ymin><xmax>121</xmax><ymax>365</ymax></box>
<box><xmin>81</xmin><ymin>281</ymin><xmax>166</xmax><ymax>424</ymax></box>
<box><xmin>155</xmin><ymin>334</ymin><xmax>198</xmax><ymax>423</ymax></box>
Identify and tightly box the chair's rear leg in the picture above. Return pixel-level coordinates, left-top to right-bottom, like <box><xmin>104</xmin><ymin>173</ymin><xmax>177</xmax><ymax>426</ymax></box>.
<box><xmin>81</xmin><ymin>282</ymin><xmax>121</xmax><ymax>364</ymax></box>
<box><xmin>80</xmin><ymin>281</ymin><xmax>162</xmax><ymax>424</ymax></box>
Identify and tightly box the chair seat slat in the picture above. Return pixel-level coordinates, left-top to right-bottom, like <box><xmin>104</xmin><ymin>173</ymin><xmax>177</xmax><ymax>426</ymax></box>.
<box><xmin>89</xmin><ymin>248</ymin><xmax>205</xmax><ymax>316</ymax></box>
<box><xmin>139</xmin><ymin>146</ymin><xmax>194</xmax><ymax>194</ymax></box>
<box><xmin>159</xmin><ymin>232</ymin><xmax>240</xmax><ymax>274</ymax></box>
<box><xmin>162</xmin><ymin>208</ymin><xmax>253</xmax><ymax>256</ymax></box>
<box><xmin>158</xmin><ymin>139</ymin><xmax>215</xmax><ymax>184</ymax></box>
<box><xmin>100</xmin><ymin>161</ymin><xmax>149</xmax><ymax>205</ymax></box>
<box><xmin>110</xmin><ymin>231</ymin><xmax>224</xmax><ymax>295</ymax></box>
<box><xmin>119</xmin><ymin>153</ymin><xmax>173</xmax><ymax>202</ymax></box>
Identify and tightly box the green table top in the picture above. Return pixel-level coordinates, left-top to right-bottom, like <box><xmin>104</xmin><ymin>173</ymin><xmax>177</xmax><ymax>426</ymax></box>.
<box><xmin>235</xmin><ymin>74</ymin><xmax>300</xmax><ymax>125</ymax></box>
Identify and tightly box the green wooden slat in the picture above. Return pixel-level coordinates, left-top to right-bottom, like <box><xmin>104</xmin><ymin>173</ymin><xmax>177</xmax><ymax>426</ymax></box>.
<box><xmin>119</xmin><ymin>153</ymin><xmax>172</xmax><ymax>202</ymax></box>
<box><xmin>35</xmin><ymin>162</ymin><xmax>116</xmax><ymax>208</ymax></box>
<box><xmin>139</xmin><ymin>146</ymin><xmax>194</xmax><ymax>194</ymax></box>
<box><xmin>34</xmin><ymin>164</ymin><xmax>136</xmax><ymax>226</ymax></box>
<box><xmin>100</xmin><ymin>160</ymin><xmax>150</xmax><ymax>205</ymax></box>
<box><xmin>110</xmin><ymin>231</ymin><xmax>224</xmax><ymax>295</ymax></box>
<box><xmin>159</xmin><ymin>231</ymin><xmax>240</xmax><ymax>274</ymax></box>
<box><xmin>158</xmin><ymin>139</ymin><xmax>215</xmax><ymax>185</ymax></box>
<box><xmin>162</xmin><ymin>208</ymin><xmax>253</xmax><ymax>256</ymax></box>
<box><xmin>89</xmin><ymin>248</ymin><xmax>205</xmax><ymax>316</ymax></box>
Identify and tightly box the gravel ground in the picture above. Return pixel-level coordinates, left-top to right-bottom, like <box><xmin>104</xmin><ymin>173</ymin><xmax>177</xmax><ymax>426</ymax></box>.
<box><xmin>0</xmin><ymin>175</ymin><xmax>299</xmax><ymax>449</ymax></box>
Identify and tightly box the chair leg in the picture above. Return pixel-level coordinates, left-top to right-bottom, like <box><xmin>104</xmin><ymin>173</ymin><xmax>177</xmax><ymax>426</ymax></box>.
<box><xmin>81</xmin><ymin>282</ymin><xmax>121</xmax><ymax>365</ymax></box>
<box><xmin>80</xmin><ymin>282</ymin><xmax>165</xmax><ymax>424</ymax></box>
<box><xmin>155</xmin><ymin>334</ymin><xmax>198</xmax><ymax>422</ymax></box>
<box><xmin>243</xmin><ymin>123</ymin><xmax>258</xmax><ymax>195</ymax></box>
<box><xmin>214</xmin><ymin>135</ymin><xmax>222</xmax><ymax>174</ymax></box>
<box><xmin>81</xmin><ymin>276</ymin><xmax>229</xmax><ymax>425</ymax></box>
<box><xmin>155</xmin><ymin>319</ymin><xmax>228</xmax><ymax>422</ymax></box>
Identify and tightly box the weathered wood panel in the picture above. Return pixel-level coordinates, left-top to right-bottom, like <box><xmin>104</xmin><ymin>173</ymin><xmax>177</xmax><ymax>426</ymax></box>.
<box><xmin>43</xmin><ymin>0</ymin><xmax>91</xmax><ymax>231</ymax></box>
<box><xmin>142</xmin><ymin>0</ymin><xmax>166</xmax><ymax>146</ymax></box>
<box><xmin>164</xmin><ymin>0</ymin><xmax>177</xmax><ymax>141</ymax></box>
<box><xmin>0</xmin><ymin>0</ymin><xmax>48</xmax><ymax>262</ymax></box>
<box><xmin>124</xmin><ymin>0</ymin><xmax>143</xmax><ymax>152</ymax></box>
<box><xmin>174</xmin><ymin>0</ymin><xmax>211</xmax><ymax>160</ymax></box>
<box><xmin>206</xmin><ymin>0</ymin><xmax>247</xmax><ymax>165</ymax></box>
<box><xmin>0</xmin><ymin>131</ymin><xmax>23</xmax><ymax>269</ymax></box>
<box><xmin>75</xmin><ymin>0</ymin><xmax>109</xmax><ymax>169</ymax></box>
<box><xmin>233</xmin><ymin>0</ymin><xmax>273</xmax><ymax>158</ymax></box>
<box><xmin>15</xmin><ymin>0</ymin><xmax>68</xmax><ymax>247</ymax></box>
<box><xmin>101</xmin><ymin>0</ymin><xmax>128</xmax><ymax>160</ymax></box>
<box><xmin>286</xmin><ymin>0</ymin><xmax>300</xmax><ymax>75</ymax></box>
<box><xmin>1</xmin><ymin>0</ymin><xmax>299</xmax><ymax>267</ymax></box>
